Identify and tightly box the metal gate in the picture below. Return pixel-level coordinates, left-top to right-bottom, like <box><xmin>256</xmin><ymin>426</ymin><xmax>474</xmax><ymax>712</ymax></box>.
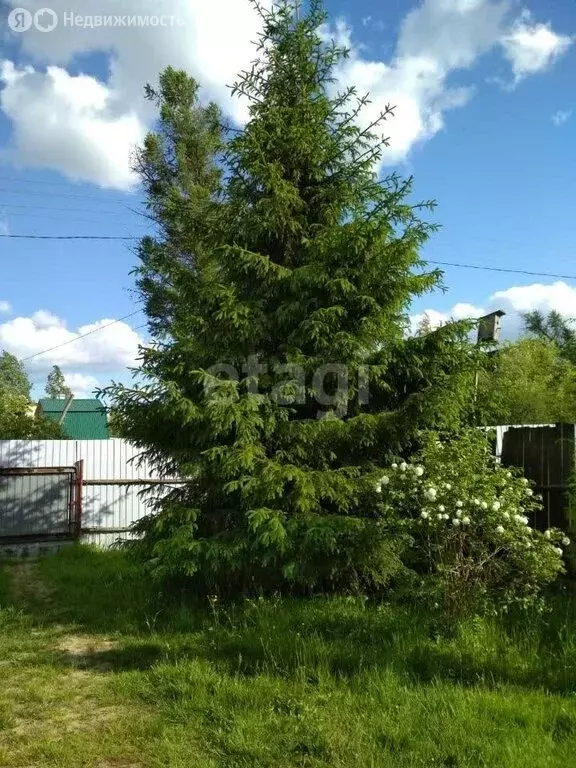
<box><xmin>0</xmin><ymin>461</ymin><xmax>83</xmax><ymax>543</ymax></box>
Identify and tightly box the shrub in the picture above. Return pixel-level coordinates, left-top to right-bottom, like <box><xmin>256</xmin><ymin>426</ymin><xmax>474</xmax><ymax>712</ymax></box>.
<box><xmin>128</xmin><ymin>500</ymin><xmax>410</xmax><ymax>597</ymax></box>
<box><xmin>375</xmin><ymin>430</ymin><xmax>567</xmax><ymax>616</ymax></box>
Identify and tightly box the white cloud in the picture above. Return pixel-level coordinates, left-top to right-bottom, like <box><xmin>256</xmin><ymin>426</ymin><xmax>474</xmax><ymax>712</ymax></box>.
<box><xmin>1</xmin><ymin>0</ymin><xmax>572</xmax><ymax>183</ymax></box>
<box><xmin>413</xmin><ymin>281</ymin><xmax>576</xmax><ymax>339</ymax></box>
<box><xmin>0</xmin><ymin>301</ymin><xmax>11</xmax><ymax>314</ymax></box>
<box><xmin>0</xmin><ymin>310</ymin><xmax>144</xmax><ymax>370</ymax></box>
<box><xmin>552</xmin><ymin>109</ymin><xmax>572</xmax><ymax>126</ymax></box>
<box><xmin>62</xmin><ymin>372</ymin><xmax>100</xmax><ymax>398</ymax></box>
<box><xmin>328</xmin><ymin>0</ymin><xmax>507</xmax><ymax>165</ymax></box>
<box><xmin>411</xmin><ymin>302</ymin><xmax>484</xmax><ymax>333</ymax></box>
<box><xmin>31</xmin><ymin>309</ymin><xmax>63</xmax><ymax>329</ymax></box>
<box><xmin>325</xmin><ymin>0</ymin><xmax>572</xmax><ymax>166</ymax></box>
<box><xmin>0</xmin><ymin>61</ymin><xmax>146</xmax><ymax>189</ymax></box>
<box><xmin>7</xmin><ymin>0</ymin><xmax>269</xmax><ymax>121</ymax></box>
<box><xmin>501</xmin><ymin>11</ymin><xmax>573</xmax><ymax>82</ymax></box>
<box><xmin>398</xmin><ymin>0</ymin><xmax>507</xmax><ymax>72</ymax></box>
<box><xmin>1</xmin><ymin>0</ymin><xmax>269</xmax><ymax>187</ymax></box>
<box><xmin>492</xmin><ymin>281</ymin><xmax>576</xmax><ymax>316</ymax></box>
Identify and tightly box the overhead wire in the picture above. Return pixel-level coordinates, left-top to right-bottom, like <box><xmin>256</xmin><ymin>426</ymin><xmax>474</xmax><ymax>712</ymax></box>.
<box><xmin>0</xmin><ymin>174</ymin><xmax>141</xmax><ymax>192</ymax></box>
<box><xmin>0</xmin><ymin>234</ymin><xmax>137</xmax><ymax>241</ymax></box>
<box><xmin>0</xmin><ymin>202</ymin><xmax>136</xmax><ymax>216</ymax></box>
<box><xmin>1</xmin><ymin>233</ymin><xmax>575</xmax><ymax>281</ymax></box>
<box><xmin>0</xmin><ymin>187</ymin><xmax>143</xmax><ymax>203</ymax></box>
<box><xmin>426</xmin><ymin>261</ymin><xmax>576</xmax><ymax>281</ymax></box>
<box><xmin>20</xmin><ymin>311</ymin><xmax>145</xmax><ymax>363</ymax></box>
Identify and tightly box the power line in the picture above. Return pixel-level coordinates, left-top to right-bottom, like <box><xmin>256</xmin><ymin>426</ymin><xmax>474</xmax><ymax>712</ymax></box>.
<box><xmin>20</xmin><ymin>310</ymin><xmax>144</xmax><ymax>363</ymax></box>
<box><xmin>0</xmin><ymin>174</ymin><xmax>141</xmax><ymax>194</ymax></box>
<box><xmin>0</xmin><ymin>202</ymin><xmax>134</xmax><ymax>216</ymax></box>
<box><xmin>0</xmin><ymin>234</ymin><xmax>137</xmax><ymax>241</ymax></box>
<box><xmin>0</xmin><ymin>187</ymin><xmax>143</xmax><ymax>204</ymax></box>
<box><xmin>0</xmin><ymin>231</ymin><xmax>574</xmax><ymax>280</ymax></box>
<box><xmin>427</xmin><ymin>260</ymin><xmax>576</xmax><ymax>281</ymax></box>
<box><xmin>0</xmin><ymin>213</ymin><xmax>139</xmax><ymax>230</ymax></box>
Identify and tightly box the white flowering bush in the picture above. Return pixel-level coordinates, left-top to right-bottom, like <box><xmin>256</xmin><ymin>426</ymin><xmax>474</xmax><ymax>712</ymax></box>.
<box><xmin>373</xmin><ymin>430</ymin><xmax>567</xmax><ymax>616</ymax></box>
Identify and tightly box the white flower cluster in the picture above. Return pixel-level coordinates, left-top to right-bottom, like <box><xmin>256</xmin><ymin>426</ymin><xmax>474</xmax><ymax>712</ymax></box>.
<box><xmin>374</xmin><ymin>456</ymin><xmax>571</xmax><ymax>561</ymax></box>
<box><xmin>375</xmin><ymin>475</ymin><xmax>390</xmax><ymax>494</ymax></box>
<box><xmin>376</xmin><ymin>463</ymin><xmax>424</xmax><ymax>494</ymax></box>
<box><xmin>543</xmin><ymin>529</ymin><xmax>571</xmax><ymax>556</ymax></box>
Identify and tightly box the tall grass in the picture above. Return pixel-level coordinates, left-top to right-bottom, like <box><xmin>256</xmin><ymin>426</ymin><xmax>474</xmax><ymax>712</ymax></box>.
<box><xmin>0</xmin><ymin>545</ymin><xmax>575</xmax><ymax>767</ymax></box>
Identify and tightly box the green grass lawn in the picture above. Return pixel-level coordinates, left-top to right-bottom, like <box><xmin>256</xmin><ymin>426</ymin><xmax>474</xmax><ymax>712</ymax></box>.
<box><xmin>0</xmin><ymin>546</ymin><xmax>575</xmax><ymax>767</ymax></box>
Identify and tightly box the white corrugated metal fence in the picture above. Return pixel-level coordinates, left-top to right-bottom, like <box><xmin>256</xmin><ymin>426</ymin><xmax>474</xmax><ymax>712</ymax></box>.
<box><xmin>0</xmin><ymin>439</ymin><xmax>177</xmax><ymax>547</ymax></box>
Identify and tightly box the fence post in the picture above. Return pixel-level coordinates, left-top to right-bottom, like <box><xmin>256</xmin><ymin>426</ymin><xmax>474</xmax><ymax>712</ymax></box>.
<box><xmin>73</xmin><ymin>460</ymin><xmax>84</xmax><ymax>538</ymax></box>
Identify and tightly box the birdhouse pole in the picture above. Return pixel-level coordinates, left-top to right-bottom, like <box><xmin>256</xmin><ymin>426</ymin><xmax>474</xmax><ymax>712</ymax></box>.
<box><xmin>474</xmin><ymin>310</ymin><xmax>506</xmax><ymax>416</ymax></box>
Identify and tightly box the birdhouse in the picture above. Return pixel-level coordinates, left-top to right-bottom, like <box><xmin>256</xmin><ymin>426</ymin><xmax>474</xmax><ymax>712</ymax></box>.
<box><xmin>477</xmin><ymin>310</ymin><xmax>505</xmax><ymax>344</ymax></box>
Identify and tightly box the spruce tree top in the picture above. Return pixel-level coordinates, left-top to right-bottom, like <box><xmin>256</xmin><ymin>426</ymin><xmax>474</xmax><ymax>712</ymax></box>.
<box><xmin>45</xmin><ymin>365</ymin><xmax>73</xmax><ymax>400</ymax></box>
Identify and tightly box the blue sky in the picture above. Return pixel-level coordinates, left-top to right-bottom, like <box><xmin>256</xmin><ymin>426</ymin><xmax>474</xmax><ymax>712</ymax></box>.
<box><xmin>0</xmin><ymin>0</ymin><xmax>574</xmax><ymax>397</ymax></box>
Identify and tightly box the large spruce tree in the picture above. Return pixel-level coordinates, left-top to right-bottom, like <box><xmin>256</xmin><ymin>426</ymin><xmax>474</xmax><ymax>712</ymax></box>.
<box><xmin>110</xmin><ymin>1</ymin><xmax>477</xmax><ymax>592</ymax></box>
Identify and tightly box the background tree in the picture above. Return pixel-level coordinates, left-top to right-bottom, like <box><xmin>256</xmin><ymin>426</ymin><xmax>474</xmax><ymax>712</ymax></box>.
<box><xmin>45</xmin><ymin>365</ymin><xmax>73</xmax><ymax>399</ymax></box>
<box><xmin>0</xmin><ymin>351</ymin><xmax>31</xmax><ymax>399</ymax></box>
<box><xmin>476</xmin><ymin>338</ymin><xmax>576</xmax><ymax>425</ymax></box>
<box><xmin>108</xmin><ymin>1</ymin><xmax>482</xmax><ymax>593</ymax></box>
<box><xmin>106</xmin><ymin>408</ymin><xmax>124</xmax><ymax>438</ymax></box>
<box><xmin>524</xmin><ymin>310</ymin><xmax>576</xmax><ymax>365</ymax></box>
<box><xmin>0</xmin><ymin>389</ymin><xmax>64</xmax><ymax>439</ymax></box>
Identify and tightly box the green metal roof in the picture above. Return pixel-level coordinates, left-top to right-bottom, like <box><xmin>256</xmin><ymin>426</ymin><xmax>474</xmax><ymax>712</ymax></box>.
<box><xmin>38</xmin><ymin>399</ymin><xmax>109</xmax><ymax>439</ymax></box>
<box><xmin>39</xmin><ymin>398</ymin><xmax>106</xmax><ymax>413</ymax></box>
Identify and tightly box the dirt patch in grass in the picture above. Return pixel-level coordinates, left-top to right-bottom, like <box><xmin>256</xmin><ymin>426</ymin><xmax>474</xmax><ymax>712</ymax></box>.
<box><xmin>0</xmin><ymin>558</ymin><xmax>160</xmax><ymax>767</ymax></box>
<box><xmin>5</xmin><ymin>671</ymin><xmax>122</xmax><ymax>734</ymax></box>
<box><xmin>57</xmin><ymin>635</ymin><xmax>118</xmax><ymax>656</ymax></box>
<box><xmin>0</xmin><ymin>661</ymin><xmax>150</xmax><ymax>767</ymax></box>
<box><xmin>56</xmin><ymin>635</ymin><xmax>120</xmax><ymax>672</ymax></box>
